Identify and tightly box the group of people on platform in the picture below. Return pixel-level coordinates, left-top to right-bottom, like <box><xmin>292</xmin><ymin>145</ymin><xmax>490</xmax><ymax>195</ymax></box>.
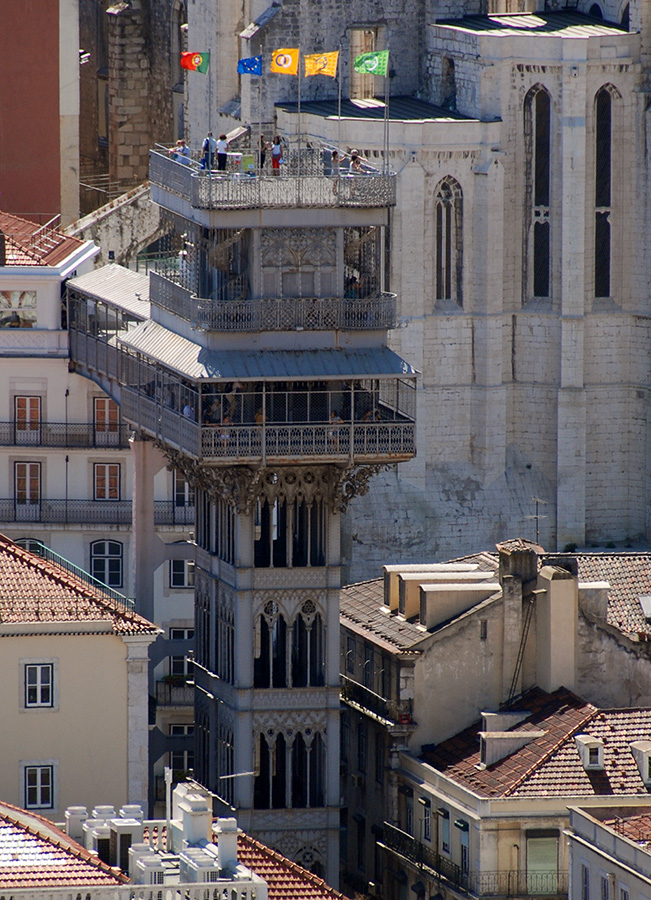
<box><xmin>168</xmin><ymin>133</ymin><xmax>367</xmax><ymax>178</ymax></box>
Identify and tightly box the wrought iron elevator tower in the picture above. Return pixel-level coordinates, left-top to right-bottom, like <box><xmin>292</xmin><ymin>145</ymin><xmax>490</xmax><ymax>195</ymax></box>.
<box><xmin>67</xmin><ymin>146</ymin><xmax>417</xmax><ymax>882</ymax></box>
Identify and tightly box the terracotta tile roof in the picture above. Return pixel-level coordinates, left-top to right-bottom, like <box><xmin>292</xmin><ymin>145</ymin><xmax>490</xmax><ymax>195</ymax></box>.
<box><xmin>0</xmin><ymin>211</ymin><xmax>85</xmax><ymax>267</ymax></box>
<box><xmin>565</xmin><ymin>553</ymin><xmax>651</xmax><ymax>637</ymax></box>
<box><xmin>0</xmin><ymin>801</ymin><xmax>127</xmax><ymax>889</ymax></box>
<box><xmin>422</xmin><ymin>688</ymin><xmax>651</xmax><ymax>799</ymax></box>
<box><xmin>602</xmin><ymin>812</ymin><xmax>651</xmax><ymax>844</ymax></box>
<box><xmin>237</xmin><ymin>832</ymin><xmax>345</xmax><ymax>900</ymax></box>
<box><xmin>0</xmin><ymin>534</ymin><xmax>158</xmax><ymax>636</ymax></box>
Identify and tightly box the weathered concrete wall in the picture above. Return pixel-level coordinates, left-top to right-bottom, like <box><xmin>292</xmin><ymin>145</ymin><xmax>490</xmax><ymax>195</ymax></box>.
<box><xmin>66</xmin><ymin>184</ymin><xmax>162</xmax><ymax>267</ymax></box>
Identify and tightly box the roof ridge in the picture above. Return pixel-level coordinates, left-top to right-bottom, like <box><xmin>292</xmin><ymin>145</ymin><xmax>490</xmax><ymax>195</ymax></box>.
<box><xmin>503</xmin><ymin>704</ymin><xmax>598</xmax><ymax>797</ymax></box>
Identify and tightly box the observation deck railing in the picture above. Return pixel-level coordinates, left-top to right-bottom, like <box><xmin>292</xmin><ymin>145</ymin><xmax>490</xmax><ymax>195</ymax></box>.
<box><xmin>149</xmin><ymin>149</ymin><xmax>397</xmax><ymax>210</ymax></box>
<box><xmin>151</xmin><ymin>272</ymin><xmax>397</xmax><ymax>332</ymax></box>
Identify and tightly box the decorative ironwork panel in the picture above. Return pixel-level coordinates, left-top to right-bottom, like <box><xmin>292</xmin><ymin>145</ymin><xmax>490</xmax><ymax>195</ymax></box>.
<box><xmin>260</xmin><ymin>229</ymin><xmax>336</xmax><ymax>268</ymax></box>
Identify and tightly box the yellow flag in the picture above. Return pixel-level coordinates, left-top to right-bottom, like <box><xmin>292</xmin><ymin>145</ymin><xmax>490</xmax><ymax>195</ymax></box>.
<box><xmin>304</xmin><ymin>50</ymin><xmax>339</xmax><ymax>78</ymax></box>
<box><xmin>270</xmin><ymin>48</ymin><xmax>299</xmax><ymax>75</ymax></box>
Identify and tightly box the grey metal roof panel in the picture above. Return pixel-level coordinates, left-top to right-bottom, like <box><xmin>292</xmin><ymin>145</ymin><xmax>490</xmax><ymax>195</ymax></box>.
<box><xmin>67</xmin><ymin>264</ymin><xmax>150</xmax><ymax>318</ymax></box>
<box><xmin>118</xmin><ymin>319</ymin><xmax>418</xmax><ymax>381</ymax></box>
<box><xmin>436</xmin><ymin>11</ymin><xmax>629</xmax><ymax>36</ymax></box>
<box><xmin>276</xmin><ymin>95</ymin><xmax>474</xmax><ymax>122</ymax></box>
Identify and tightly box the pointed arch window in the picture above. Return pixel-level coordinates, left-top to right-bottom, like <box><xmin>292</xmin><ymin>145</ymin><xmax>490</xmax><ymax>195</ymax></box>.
<box><xmin>434</xmin><ymin>178</ymin><xmax>463</xmax><ymax>306</ymax></box>
<box><xmin>525</xmin><ymin>86</ymin><xmax>552</xmax><ymax>299</ymax></box>
<box><xmin>595</xmin><ymin>86</ymin><xmax>613</xmax><ymax>298</ymax></box>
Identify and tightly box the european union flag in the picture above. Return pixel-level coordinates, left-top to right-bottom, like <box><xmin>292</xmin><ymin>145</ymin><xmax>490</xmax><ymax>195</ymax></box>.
<box><xmin>237</xmin><ymin>55</ymin><xmax>262</xmax><ymax>76</ymax></box>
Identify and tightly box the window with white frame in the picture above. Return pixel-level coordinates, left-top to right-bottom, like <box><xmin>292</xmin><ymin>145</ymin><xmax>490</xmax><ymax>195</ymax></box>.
<box><xmin>94</xmin><ymin>463</ymin><xmax>120</xmax><ymax>500</ymax></box>
<box><xmin>170</xmin><ymin>655</ymin><xmax>193</xmax><ymax>678</ymax></box>
<box><xmin>15</xmin><ymin>396</ymin><xmax>41</xmax><ymax>443</ymax></box>
<box><xmin>169</xmin><ymin>723</ymin><xmax>195</xmax><ymax>736</ymax></box>
<box><xmin>90</xmin><ymin>540</ymin><xmax>123</xmax><ymax>587</ymax></box>
<box><xmin>170</xmin><ymin>749</ymin><xmax>194</xmax><ymax>773</ymax></box>
<box><xmin>94</xmin><ymin>397</ymin><xmax>120</xmax><ymax>444</ymax></box>
<box><xmin>23</xmin><ymin>763</ymin><xmax>55</xmax><ymax>809</ymax></box>
<box><xmin>420</xmin><ymin>798</ymin><xmax>432</xmax><ymax>842</ymax></box>
<box><xmin>24</xmin><ymin>663</ymin><xmax>53</xmax><ymax>708</ymax></box>
<box><xmin>440</xmin><ymin>808</ymin><xmax>450</xmax><ymax>853</ymax></box>
<box><xmin>174</xmin><ymin>469</ymin><xmax>194</xmax><ymax>507</ymax></box>
<box><xmin>15</xmin><ymin>461</ymin><xmax>41</xmax><ymax>505</ymax></box>
<box><xmin>170</xmin><ymin>628</ymin><xmax>194</xmax><ymax>641</ymax></box>
<box><xmin>170</xmin><ymin>559</ymin><xmax>195</xmax><ymax>588</ymax></box>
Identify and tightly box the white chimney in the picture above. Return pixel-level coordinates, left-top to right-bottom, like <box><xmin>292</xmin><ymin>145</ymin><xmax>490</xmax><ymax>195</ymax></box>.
<box><xmin>630</xmin><ymin>741</ymin><xmax>651</xmax><ymax>785</ymax></box>
<box><xmin>214</xmin><ymin>817</ymin><xmax>239</xmax><ymax>870</ymax></box>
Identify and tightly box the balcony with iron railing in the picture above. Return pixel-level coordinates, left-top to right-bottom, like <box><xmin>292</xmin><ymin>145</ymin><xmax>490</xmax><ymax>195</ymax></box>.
<box><xmin>150</xmin><ymin>271</ymin><xmax>397</xmax><ymax>333</ymax></box>
<box><xmin>155</xmin><ymin>679</ymin><xmax>194</xmax><ymax>706</ymax></box>
<box><xmin>381</xmin><ymin>823</ymin><xmax>568</xmax><ymax>898</ymax></box>
<box><xmin>149</xmin><ymin>147</ymin><xmax>397</xmax><ymax>211</ymax></box>
<box><xmin>120</xmin><ymin>386</ymin><xmax>415</xmax><ymax>465</ymax></box>
<box><xmin>340</xmin><ymin>675</ymin><xmax>413</xmax><ymax>725</ymax></box>
<box><xmin>0</xmin><ymin>422</ymin><xmax>131</xmax><ymax>448</ymax></box>
<box><xmin>0</xmin><ymin>499</ymin><xmax>194</xmax><ymax>527</ymax></box>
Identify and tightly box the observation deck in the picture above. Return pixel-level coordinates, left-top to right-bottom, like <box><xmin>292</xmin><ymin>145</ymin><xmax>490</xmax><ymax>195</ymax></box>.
<box><xmin>149</xmin><ymin>147</ymin><xmax>397</xmax><ymax>213</ymax></box>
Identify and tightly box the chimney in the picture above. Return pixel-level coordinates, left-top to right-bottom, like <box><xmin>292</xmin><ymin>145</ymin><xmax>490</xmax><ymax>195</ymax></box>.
<box><xmin>536</xmin><ymin>565</ymin><xmax>578</xmax><ymax>693</ymax></box>
<box><xmin>479</xmin><ymin>729</ymin><xmax>545</xmax><ymax>766</ymax></box>
<box><xmin>419</xmin><ymin>581</ymin><xmax>500</xmax><ymax>629</ymax></box>
<box><xmin>65</xmin><ymin>806</ymin><xmax>88</xmax><ymax>840</ymax></box>
<box><xmin>383</xmin><ymin>563</ymin><xmax>479</xmax><ymax>612</ymax></box>
<box><xmin>630</xmin><ymin>740</ymin><xmax>651</xmax><ymax>785</ymax></box>
<box><xmin>214</xmin><ymin>817</ymin><xmax>239</xmax><ymax>870</ymax></box>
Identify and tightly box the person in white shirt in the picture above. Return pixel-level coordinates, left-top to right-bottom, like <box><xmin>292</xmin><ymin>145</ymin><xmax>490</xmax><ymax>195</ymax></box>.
<box><xmin>217</xmin><ymin>133</ymin><xmax>229</xmax><ymax>171</ymax></box>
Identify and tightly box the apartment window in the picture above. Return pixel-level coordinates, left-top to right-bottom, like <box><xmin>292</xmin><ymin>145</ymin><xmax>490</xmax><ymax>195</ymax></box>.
<box><xmin>94</xmin><ymin>397</ymin><xmax>120</xmax><ymax>444</ymax></box>
<box><xmin>94</xmin><ymin>463</ymin><xmax>120</xmax><ymax>500</ymax></box>
<box><xmin>601</xmin><ymin>876</ymin><xmax>610</xmax><ymax>900</ymax></box>
<box><xmin>375</xmin><ymin>737</ymin><xmax>384</xmax><ymax>784</ymax></box>
<box><xmin>174</xmin><ymin>468</ymin><xmax>194</xmax><ymax>507</ymax></box>
<box><xmin>480</xmin><ymin>619</ymin><xmax>488</xmax><ymax>640</ymax></box>
<box><xmin>458</xmin><ymin>821</ymin><xmax>470</xmax><ymax>874</ymax></box>
<box><xmin>420</xmin><ymin>799</ymin><xmax>432</xmax><ymax>842</ymax></box>
<box><xmin>341</xmin><ymin>712</ymin><xmax>349</xmax><ymax>763</ymax></box>
<box><xmin>170</xmin><ymin>628</ymin><xmax>194</xmax><ymax>641</ymax></box>
<box><xmin>25</xmin><ymin>663</ymin><xmax>53</xmax><ymax>708</ymax></box>
<box><xmin>363</xmin><ymin>644</ymin><xmax>374</xmax><ymax>689</ymax></box>
<box><xmin>527</xmin><ymin>832</ymin><xmax>559</xmax><ymax>895</ymax></box>
<box><xmin>581</xmin><ymin>864</ymin><xmax>590</xmax><ymax>900</ymax></box>
<box><xmin>24</xmin><ymin>764</ymin><xmax>54</xmax><ymax>809</ymax></box>
<box><xmin>357</xmin><ymin>722</ymin><xmax>367</xmax><ymax>773</ymax></box>
<box><xmin>525</xmin><ymin>86</ymin><xmax>552</xmax><ymax>299</ymax></box>
<box><xmin>15</xmin><ymin>396</ymin><xmax>41</xmax><ymax>444</ymax></box>
<box><xmin>356</xmin><ymin>816</ymin><xmax>366</xmax><ymax>871</ymax></box>
<box><xmin>170</xmin><ymin>655</ymin><xmax>193</xmax><ymax>678</ymax></box>
<box><xmin>15</xmin><ymin>461</ymin><xmax>41</xmax><ymax>506</ymax></box>
<box><xmin>90</xmin><ymin>540</ymin><xmax>123</xmax><ymax>587</ymax></box>
<box><xmin>434</xmin><ymin>177</ymin><xmax>463</xmax><ymax>306</ymax></box>
<box><xmin>170</xmin><ymin>724</ymin><xmax>195</xmax><ymax>736</ymax></box>
<box><xmin>170</xmin><ymin>559</ymin><xmax>195</xmax><ymax>588</ymax></box>
<box><xmin>440</xmin><ymin>808</ymin><xmax>450</xmax><ymax>854</ymax></box>
<box><xmin>346</xmin><ymin>636</ymin><xmax>356</xmax><ymax>674</ymax></box>
<box><xmin>589</xmin><ymin>746</ymin><xmax>600</xmax><ymax>766</ymax></box>
<box><xmin>170</xmin><ymin>749</ymin><xmax>194</xmax><ymax>773</ymax></box>
<box><xmin>620</xmin><ymin>888</ymin><xmax>629</xmax><ymax>900</ymax></box>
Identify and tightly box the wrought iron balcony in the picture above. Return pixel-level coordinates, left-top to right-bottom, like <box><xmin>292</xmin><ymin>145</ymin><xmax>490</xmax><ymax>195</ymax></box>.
<box><xmin>150</xmin><ymin>271</ymin><xmax>397</xmax><ymax>332</ymax></box>
<box><xmin>0</xmin><ymin>422</ymin><xmax>131</xmax><ymax>448</ymax></box>
<box><xmin>0</xmin><ymin>499</ymin><xmax>132</xmax><ymax>525</ymax></box>
<box><xmin>471</xmin><ymin>871</ymin><xmax>568</xmax><ymax>898</ymax></box>
<box><xmin>340</xmin><ymin>675</ymin><xmax>413</xmax><ymax>725</ymax></box>
<box><xmin>155</xmin><ymin>680</ymin><xmax>194</xmax><ymax>706</ymax></box>
<box><xmin>381</xmin><ymin>822</ymin><xmax>465</xmax><ymax>888</ymax></box>
<box><xmin>0</xmin><ymin>499</ymin><xmax>193</xmax><ymax>527</ymax></box>
<box><xmin>150</xmin><ymin>149</ymin><xmax>397</xmax><ymax>210</ymax></box>
<box><xmin>121</xmin><ymin>388</ymin><xmax>415</xmax><ymax>464</ymax></box>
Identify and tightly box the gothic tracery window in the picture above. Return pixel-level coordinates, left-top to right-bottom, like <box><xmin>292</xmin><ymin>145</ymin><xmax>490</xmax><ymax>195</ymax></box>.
<box><xmin>254</xmin><ymin>729</ymin><xmax>325</xmax><ymax>809</ymax></box>
<box><xmin>254</xmin><ymin>600</ymin><xmax>325</xmax><ymax>688</ymax></box>
<box><xmin>525</xmin><ymin>86</ymin><xmax>552</xmax><ymax>299</ymax></box>
<box><xmin>433</xmin><ymin>177</ymin><xmax>463</xmax><ymax>306</ymax></box>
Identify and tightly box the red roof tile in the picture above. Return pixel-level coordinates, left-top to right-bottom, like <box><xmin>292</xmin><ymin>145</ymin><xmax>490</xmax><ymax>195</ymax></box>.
<box><xmin>423</xmin><ymin>688</ymin><xmax>651</xmax><ymax>800</ymax></box>
<box><xmin>0</xmin><ymin>212</ymin><xmax>85</xmax><ymax>267</ymax></box>
<box><xmin>602</xmin><ymin>812</ymin><xmax>651</xmax><ymax>843</ymax></box>
<box><xmin>0</xmin><ymin>534</ymin><xmax>158</xmax><ymax>636</ymax></box>
<box><xmin>237</xmin><ymin>833</ymin><xmax>345</xmax><ymax>900</ymax></box>
<box><xmin>0</xmin><ymin>801</ymin><xmax>127</xmax><ymax>889</ymax></box>
<box><xmin>569</xmin><ymin>553</ymin><xmax>651</xmax><ymax>637</ymax></box>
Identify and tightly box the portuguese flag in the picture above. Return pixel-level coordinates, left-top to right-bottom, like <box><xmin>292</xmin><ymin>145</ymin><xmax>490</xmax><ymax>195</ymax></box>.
<box><xmin>180</xmin><ymin>51</ymin><xmax>210</xmax><ymax>73</ymax></box>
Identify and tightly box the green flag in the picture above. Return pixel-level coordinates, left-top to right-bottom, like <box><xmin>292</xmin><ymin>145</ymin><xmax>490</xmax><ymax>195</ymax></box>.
<box><xmin>353</xmin><ymin>49</ymin><xmax>389</xmax><ymax>76</ymax></box>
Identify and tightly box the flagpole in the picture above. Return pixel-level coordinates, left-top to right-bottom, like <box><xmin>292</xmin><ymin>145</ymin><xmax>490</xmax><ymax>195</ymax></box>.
<box><xmin>297</xmin><ymin>53</ymin><xmax>302</xmax><ymax>178</ymax></box>
<box><xmin>258</xmin><ymin>75</ymin><xmax>262</xmax><ymax>171</ymax></box>
<box><xmin>383</xmin><ymin>49</ymin><xmax>390</xmax><ymax>175</ymax></box>
<box><xmin>208</xmin><ymin>53</ymin><xmax>212</xmax><ymax>134</ymax></box>
<box><xmin>337</xmin><ymin>44</ymin><xmax>342</xmax><ymax>152</ymax></box>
